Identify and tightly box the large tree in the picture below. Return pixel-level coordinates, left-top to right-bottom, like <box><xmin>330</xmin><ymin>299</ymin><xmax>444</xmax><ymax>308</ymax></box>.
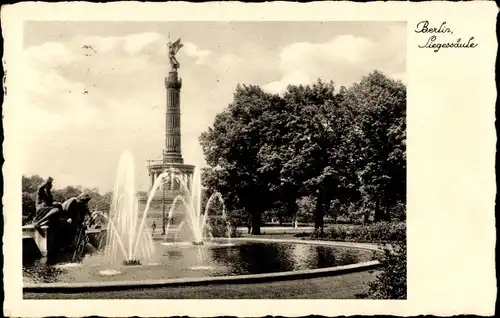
<box><xmin>200</xmin><ymin>71</ymin><xmax>406</xmax><ymax>232</ymax></box>
<box><xmin>341</xmin><ymin>71</ymin><xmax>406</xmax><ymax>222</ymax></box>
<box><xmin>22</xmin><ymin>175</ymin><xmax>44</xmax><ymax>194</ymax></box>
<box><xmin>22</xmin><ymin>175</ymin><xmax>44</xmax><ymax>218</ymax></box>
<box><xmin>199</xmin><ymin>84</ymin><xmax>281</xmax><ymax>234</ymax></box>
<box><xmin>257</xmin><ymin>80</ymin><xmax>356</xmax><ymax>230</ymax></box>
<box><xmin>52</xmin><ymin>186</ymin><xmax>83</xmax><ymax>203</ymax></box>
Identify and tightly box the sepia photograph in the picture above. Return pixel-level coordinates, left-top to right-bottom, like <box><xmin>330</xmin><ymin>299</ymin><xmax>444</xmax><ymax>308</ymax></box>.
<box><xmin>19</xmin><ymin>20</ymin><xmax>407</xmax><ymax>300</ymax></box>
<box><xmin>2</xmin><ymin>1</ymin><xmax>496</xmax><ymax>317</ymax></box>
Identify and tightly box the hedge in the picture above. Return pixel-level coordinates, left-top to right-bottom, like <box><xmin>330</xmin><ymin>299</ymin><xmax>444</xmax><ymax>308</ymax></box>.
<box><xmin>309</xmin><ymin>222</ymin><xmax>406</xmax><ymax>243</ymax></box>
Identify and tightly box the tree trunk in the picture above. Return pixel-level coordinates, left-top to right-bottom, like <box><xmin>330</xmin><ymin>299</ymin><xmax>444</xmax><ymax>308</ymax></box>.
<box><xmin>324</xmin><ymin>197</ymin><xmax>331</xmax><ymax>218</ymax></box>
<box><xmin>246</xmin><ymin>216</ymin><xmax>252</xmax><ymax>234</ymax></box>
<box><xmin>287</xmin><ymin>198</ymin><xmax>299</xmax><ymax>227</ymax></box>
<box><xmin>374</xmin><ymin>197</ymin><xmax>384</xmax><ymax>222</ymax></box>
<box><xmin>314</xmin><ymin>193</ymin><xmax>324</xmax><ymax>230</ymax></box>
<box><xmin>251</xmin><ymin>209</ymin><xmax>261</xmax><ymax>235</ymax></box>
<box><xmin>382</xmin><ymin>191</ymin><xmax>392</xmax><ymax>222</ymax></box>
<box><xmin>383</xmin><ymin>204</ymin><xmax>391</xmax><ymax>222</ymax></box>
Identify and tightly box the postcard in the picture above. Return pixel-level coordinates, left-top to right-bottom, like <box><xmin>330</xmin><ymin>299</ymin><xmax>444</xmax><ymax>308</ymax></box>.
<box><xmin>2</xmin><ymin>1</ymin><xmax>496</xmax><ymax>317</ymax></box>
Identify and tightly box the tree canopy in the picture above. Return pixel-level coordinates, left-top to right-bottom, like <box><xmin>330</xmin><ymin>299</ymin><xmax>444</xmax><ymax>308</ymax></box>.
<box><xmin>199</xmin><ymin>84</ymin><xmax>282</xmax><ymax>234</ymax></box>
<box><xmin>199</xmin><ymin>71</ymin><xmax>406</xmax><ymax>233</ymax></box>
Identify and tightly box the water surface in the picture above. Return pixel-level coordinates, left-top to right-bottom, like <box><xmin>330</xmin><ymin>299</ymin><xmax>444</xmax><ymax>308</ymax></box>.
<box><xmin>23</xmin><ymin>241</ymin><xmax>376</xmax><ymax>284</ymax></box>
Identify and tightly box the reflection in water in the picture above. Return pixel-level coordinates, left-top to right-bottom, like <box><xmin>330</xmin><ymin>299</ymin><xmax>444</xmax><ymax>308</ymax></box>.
<box><xmin>99</xmin><ymin>269</ymin><xmax>122</xmax><ymax>276</ymax></box>
<box><xmin>46</xmin><ymin>252</ymin><xmax>84</xmax><ymax>266</ymax></box>
<box><xmin>23</xmin><ymin>263</ymin><xmax>66</xmax><ymax>284</ymax></box>
<box><xmin>292</xmin><ymin>244</ymin><xmax>316</xmax><ymax>270</ymax></box>
<box><xmin>337</xmin><ymin>249</ymin><xmax>357</xmax><ymax>265</ymax></box>
<box><xmin>54</xmin><ymin>263</ymin><xmax>81</xmax><ymax>269</ymax></box>
<box><xmin>237</xmin><ymin>243</ymin><xmax>292</xmax><ymax>274</ymax></box>
<box><xmin>23</xmin><ymin>241</ymin><xmax>376</xmax><ymax>284</ymax></box>
<box><xmin>165</xmin><ymin>250</ymin><xmax>183</xmax><ymax>259</ymax></box>
<box><xmin>209</xmin><ymin>243</ymin><xmax>358</xmax><ymax>275</ymax></box>
<box><xmin>190</xmin><ymin>265</ymin><xmax>216</xmax><ymax>271</ymax></box>
<box><xmin>316</xmin><ymin>246</ymin><xmax>335</xmax><ymax>268</ymax></box>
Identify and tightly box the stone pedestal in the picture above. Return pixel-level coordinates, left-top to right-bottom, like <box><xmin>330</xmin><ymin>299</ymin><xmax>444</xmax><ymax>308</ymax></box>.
<box><xmin>22</xmin><ymin>225</ymin><xmax>50</xmax><ymax>256</ymax></box>
<box><xmin>138</xmin><ymin>162</ymin><xmax>194</xmax><ymax>232</ymax></box>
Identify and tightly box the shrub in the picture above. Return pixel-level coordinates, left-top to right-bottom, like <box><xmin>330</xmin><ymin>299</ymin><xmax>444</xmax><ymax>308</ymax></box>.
<box><xmin>310</xmin><ymin>228</ymin><xmax>329</xmax><ymax>240</ymax></box>
<box><xmin>327</xmin><ymin>216</ymin><xmax>362</xmax><ymax>225</ymax></box>
<box><xmin>293</xmin><ymin>232</ymin><xmax>311</xmax><ymax>238</ymax></box>
<box><xmin>390</xmin><ymin>202</ymin><xmax>406</xmax><ymax>222</ymax></box>
<box><xmin>368</xmin><ymin>239</ymin><xmax>407</xmax><ymax>299</ymax></box>
<box><xmin>22</xmin><ymin>192</ymin><xmax>36</xmax><ymax>221</ymax></box>
<box><xmin>208</xmin><ymin>217</ymin><xmax>241</xmax><ymax>238</ymax></box>
<box><xmin>311</xmin><ymin>222</ymin><xmax>406</xmax><ymax>243</ymax></box>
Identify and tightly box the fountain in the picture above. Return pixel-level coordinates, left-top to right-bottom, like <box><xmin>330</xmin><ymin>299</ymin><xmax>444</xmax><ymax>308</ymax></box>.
<box><xmin>22</xmin><ymin>151</ymin><xmax>381</xmax><ymax>291</ymax></box>
<box><xmin>159</xmin><ymin>166</ymin><xmax>232</xmax><ymax>247</ymax></box>
<box><xmin>131</xmin><ymin>165</ymin><xmax>232</xmax><ymax>269</ymax></box>
<box><xmin>100</xmin><ymin>150</ymin><xmax>233</xmax><ymax>271</ymax></box>
<box><xmin>64</xmin><ymin>149</ymin><xmax>233</xmax><ymax>276</ymax></box>
<box><xmin>103</xmin><ymin>151</ymin><xmax>156</xmax><ymax>268</ymax></box>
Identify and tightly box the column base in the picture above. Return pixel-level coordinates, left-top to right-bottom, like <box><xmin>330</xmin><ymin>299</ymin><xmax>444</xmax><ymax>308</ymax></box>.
<box><xmin>163</xmin><ymin>153</ymin><xmax>184</xmax><ymax>164</ymax></box>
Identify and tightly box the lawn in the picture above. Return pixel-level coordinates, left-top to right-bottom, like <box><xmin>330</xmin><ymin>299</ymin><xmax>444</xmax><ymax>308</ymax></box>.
<box><xmin>24</xmin><ymin>270</ymin><xmax>378</xmax><ymax>299</ymax></box>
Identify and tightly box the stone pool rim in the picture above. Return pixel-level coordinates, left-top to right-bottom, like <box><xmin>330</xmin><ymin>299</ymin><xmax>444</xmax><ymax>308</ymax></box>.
<box><xmin>23</xmin><ymin>238</ymin><xmax>382</xmax><ymax>293</ymax></box>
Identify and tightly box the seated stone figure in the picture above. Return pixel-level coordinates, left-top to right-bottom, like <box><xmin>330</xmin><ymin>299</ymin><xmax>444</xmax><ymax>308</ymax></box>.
<box><xmin>62</xmin><ymin>194</ymin><xmax>92</xmax><ymax>226</ymax></box>
<box><xmin>61</xmin><ymin>193</ymin><xmax>93</xmax><ymax>256</ymax></box>
<box><xmin>30</xmin><ymin>177</ymin><xmax>63</xmax><ymax>238</ymax></box>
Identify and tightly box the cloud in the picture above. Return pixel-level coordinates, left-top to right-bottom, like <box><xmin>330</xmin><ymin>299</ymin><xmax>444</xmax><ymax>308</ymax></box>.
<box><xmin>18</xmin><ymin>55</ymin><xmax>96</xmax><ymax>137</ymax></box>
<box><xmin>18</xmin><ymin>26</ymin><xmax>405</xmax><ymax>191</ymax></box>
<box><xmin>263</xmin><ymin>70</ymin><xmax>312</xmax><ymax>94</ymax></box>
<box><xmin>19</xmin><ymin>33</ymin><xmax>217</xmax><ymax>191</ymax></box>
<box><xmin>392</xmin><ymin>72</ymin><xmax>407</xmax><ymax>84</ymax></box>
<box><xmin>73</xmin><ymin>35</ymin><xmax>122</xmax><ymax>54</ymax></box>
<box><xmin>183</xmin><ymin>42</ymin><xmax>212</xmax><ymax>64</ymax></box>
<box><xmin>280</xmin><ymin>35</ymin><xmax>375</xmax><ymax>68</ymax></box>
<box><xmin>124</xmin><ymin>32</ymin><xmax>165</xmax><ymax>56</ymax></box>
<box><xmin>24</xmin><ymin>42</ymin><xmax>76</xmax><ymax>65</ymax></box>
<box><xmin>20</xmin><ymin>32</ymin><xmax>195</xmax><ymax>127</ymax></box>
<box><xmin>263</xmin><ymin>33</ymin><xmax>406</xmax><ymax>94</ymax></box>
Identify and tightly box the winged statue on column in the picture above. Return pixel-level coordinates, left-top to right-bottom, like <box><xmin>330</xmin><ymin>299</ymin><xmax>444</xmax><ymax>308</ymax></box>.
<box><xmin>168</xmin><ymin>38</ymin><xmax>183</xmax><ymax>71</ymax></box>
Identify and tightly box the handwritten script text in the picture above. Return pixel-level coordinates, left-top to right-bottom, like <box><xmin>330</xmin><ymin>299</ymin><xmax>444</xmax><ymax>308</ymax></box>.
<box><xmin>415</xmin><ymin>21</ymin><xmax>478</xmax><ymax>52</ymax></box>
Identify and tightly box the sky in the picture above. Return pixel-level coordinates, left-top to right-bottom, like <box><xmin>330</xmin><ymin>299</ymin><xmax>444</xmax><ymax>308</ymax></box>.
<box><xmin>19</xmin><ymin>21</ymin><xmax>406</xmax><ymax>193</ymax></box>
